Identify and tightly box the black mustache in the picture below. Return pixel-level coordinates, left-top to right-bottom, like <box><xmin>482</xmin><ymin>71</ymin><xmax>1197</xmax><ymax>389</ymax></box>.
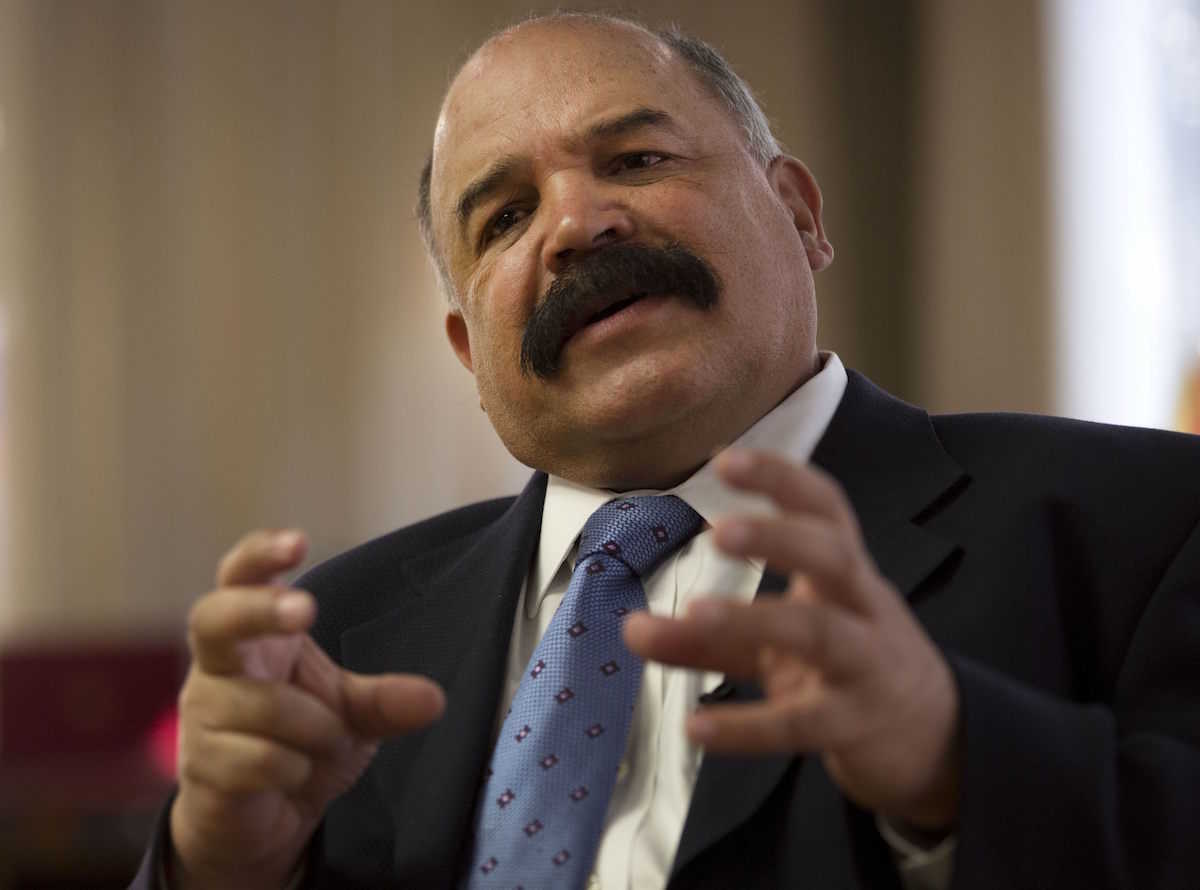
<box><xmin>520</xmin><ymin>242</ymin><xmax>721</xmax><ymax>378</ymax></box>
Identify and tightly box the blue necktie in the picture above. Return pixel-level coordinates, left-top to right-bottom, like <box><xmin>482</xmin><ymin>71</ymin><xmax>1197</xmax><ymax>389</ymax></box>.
<box><xmin>465</xmin><ymin>495</ymin><xmax>703</xmax><ymax>890</ymax></box>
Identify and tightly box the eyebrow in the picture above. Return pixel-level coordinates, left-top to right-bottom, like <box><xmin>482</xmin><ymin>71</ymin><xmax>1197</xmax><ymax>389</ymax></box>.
<box><xmin>453</xmin><ymin>107</ymin><xmax>679</xmax><ymax>233</ymax></box>
<box><xmin>581</xmin><ymin>106</ymin><xmax>674</xmax><ymax>143</ymax></box>
<box><xmin>455</xmin><ymin>158</ymin><xmax>521</xmax><ymax>232</ymax></box>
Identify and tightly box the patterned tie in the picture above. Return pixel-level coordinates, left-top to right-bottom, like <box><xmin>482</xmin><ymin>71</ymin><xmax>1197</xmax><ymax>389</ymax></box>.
<box><xmin>465</xmin><ymin>495</ymin><xmax>703</xmax><ymax>890</ymax></box>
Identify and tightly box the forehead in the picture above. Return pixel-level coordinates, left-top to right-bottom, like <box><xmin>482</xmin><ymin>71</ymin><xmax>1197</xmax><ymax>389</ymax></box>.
<box><xmin>430</xmin><ymin>22</ymin><xmax>727</xmax><ymax>228</ymax></box>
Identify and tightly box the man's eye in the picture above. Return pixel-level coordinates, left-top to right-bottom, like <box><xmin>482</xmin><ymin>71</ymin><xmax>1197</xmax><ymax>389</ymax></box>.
<box><xmin>614</xmin><ymin>152</ymin><xmax>668</xmax><ymax>172</ymax></box>
<box><xmin>483</xmin><ymin>207</ymin><xmax>528</xmax><ymax>245</ymax></box>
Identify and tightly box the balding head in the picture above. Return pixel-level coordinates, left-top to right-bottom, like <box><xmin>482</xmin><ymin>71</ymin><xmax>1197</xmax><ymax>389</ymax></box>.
<box><xmin>417</xmin><ymin>13</ymin><xmax>781</xmax><ymax>306</ymax></box>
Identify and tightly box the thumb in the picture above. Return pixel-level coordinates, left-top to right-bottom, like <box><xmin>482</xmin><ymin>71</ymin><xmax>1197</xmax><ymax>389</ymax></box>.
<box><xmin>340</xmin><ymin>670</ymin><xmax>446</xmax><ymax>739</ymax></box>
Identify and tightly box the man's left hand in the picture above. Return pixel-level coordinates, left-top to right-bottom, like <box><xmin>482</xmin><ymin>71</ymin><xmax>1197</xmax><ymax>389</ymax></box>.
<box><xmin>623</xmin><ymin>448</ymin><xmax>961</xmax><ymax>832</ymax></box>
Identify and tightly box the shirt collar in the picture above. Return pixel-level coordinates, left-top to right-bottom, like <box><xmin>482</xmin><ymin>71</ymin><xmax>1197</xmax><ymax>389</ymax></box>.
<box><xmin>530</xmin><ymin>351</ymin><xmax>849</xmax><ymax>610</ymax></box>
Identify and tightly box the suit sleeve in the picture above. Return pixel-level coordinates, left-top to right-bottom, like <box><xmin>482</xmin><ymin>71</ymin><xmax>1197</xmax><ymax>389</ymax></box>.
<box><xmin>947</xmin><ymin>514</ymin><xmax>1200</xmax><ymax>890</ymax></box>
<box><xmin>126</xmin><ymin>797</ymin><xmax>173</xmax><ymax>890</ymax></box>
<box><xmin>126</xmin><ymin>792</ymin><xmax>314</xmax><ymax>890</ymax></box>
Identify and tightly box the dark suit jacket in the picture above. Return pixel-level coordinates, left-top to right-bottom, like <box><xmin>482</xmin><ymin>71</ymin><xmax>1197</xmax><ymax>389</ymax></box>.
<box><xmin>132</xmin><ymin>371</ymin><xmax>1200</xmax><ymax>889</ymax></box>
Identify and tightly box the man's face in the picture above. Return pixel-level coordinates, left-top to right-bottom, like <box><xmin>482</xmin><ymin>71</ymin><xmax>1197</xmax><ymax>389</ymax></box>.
<box><xmin>431</xmin><ymin>21</ymin><xmax>832</xmax><ymax>489</ymax></box>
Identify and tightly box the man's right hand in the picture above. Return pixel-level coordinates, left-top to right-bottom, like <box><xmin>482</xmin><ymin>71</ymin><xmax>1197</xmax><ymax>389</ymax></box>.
<box><xmin>168</xmin><ymin>530</ymin><xmax>445</xmax><ymax>890</ymax></box>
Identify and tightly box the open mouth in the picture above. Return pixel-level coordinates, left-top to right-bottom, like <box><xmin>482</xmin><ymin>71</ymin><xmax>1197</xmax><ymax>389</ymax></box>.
<box><xmin>557</xmin><ymin>291</ymin><xmax>651</xmax><ymax>350</ymax></box>
<box><xmin>585</xmin><ymin>291</ymin><xmax>647</xmax><ymax>326</ymax></box>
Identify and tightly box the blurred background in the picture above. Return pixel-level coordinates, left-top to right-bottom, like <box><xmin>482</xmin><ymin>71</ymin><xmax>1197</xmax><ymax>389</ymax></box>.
<box><xmin>0</xmin><ymin>0</ymin><xmax>1197</xmax><ymax>886</ymax></box>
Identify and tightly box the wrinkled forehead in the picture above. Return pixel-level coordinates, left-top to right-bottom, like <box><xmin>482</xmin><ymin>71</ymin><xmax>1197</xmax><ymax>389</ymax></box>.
<box><xmin>429</xmin><ymin>21</ymin><xmax>702</xmax><ymax>234</ymax></box>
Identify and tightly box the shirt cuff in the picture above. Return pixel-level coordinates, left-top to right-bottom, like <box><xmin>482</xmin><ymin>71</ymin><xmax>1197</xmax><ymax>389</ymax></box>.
<box><xmin>876</xmin><ymin>815</ymin><xmax>956</xmax><ymax>890</ymax></box>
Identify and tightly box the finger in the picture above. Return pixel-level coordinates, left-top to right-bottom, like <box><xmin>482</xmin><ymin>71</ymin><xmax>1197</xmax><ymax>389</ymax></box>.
<box><xmin>340</xmin><ymin>671</ymin><xmax>446</xmax><ymax>740</ymax></box>
<box><xmin>285</xmin><ymin>635</ymin><xmax>445</xmax><ymax>741</ymax></box>
<box><xmin>715</xmin><ymin>449</ymin><xmax>857</xmax><ymax>532</ymax></box>
<box><xmin>179</xmin><ymin>728</ymin><xmax>313</xmax><ymax>794</ymax></box>
<box><xmin>216</xmin><ymin>529</ymin><xmax>308</xmax><ymax>587</ymax></box>
<box><xmin>686</xmin><ymin>697</ymin><xmax>830</xmax><ymax>755</ymax></box>
<box><xmin>711</xmin><ymin>513</ymin><xmax>877</xmax><ymax>614</ymax></box>
<box><xmin>188</xmin><ymin>587</ymin><xmax>316</xmax><ymax>675</ymax></box>
<box><xmin>625</xmin><ymin>610</ymin><xmax>759</xmax><ymax>677</ymax></box>
<box><xmin>624</xmin><ymin>598</ymin><xmax>867</xmax><ymax>680</ymax></box>
<box><xmin>184</xmin><ymin>672</ymin><xmax>349</xmax><ymax>758</ymax></box>
<box><xmin>697</xmin><ymin>598</ymin><xmax>869</xmax><ymax>680</ymax></box>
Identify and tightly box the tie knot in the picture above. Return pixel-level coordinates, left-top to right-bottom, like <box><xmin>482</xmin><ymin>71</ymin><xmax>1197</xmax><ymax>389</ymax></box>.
<box><xmin>577</xmin><ymin>495</ymin><xmax>703</xmax><ymax>578</ymax></box>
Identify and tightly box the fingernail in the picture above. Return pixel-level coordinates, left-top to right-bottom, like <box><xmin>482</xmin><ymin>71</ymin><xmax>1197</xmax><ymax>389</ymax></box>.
<box><xmin>719</xmin><ymin>449</ymin><xmax>754</xmax><ymax>476</ymax></box>
<box><xmin>424</xmin><ymin>683</ymin><xmax>447</xmax><ymax>715</ymax></box>
<box><xmin>623</xmin><ymin>610</ymin><xmax>651</xmax><ymax>630</ymax></box>
<box><xmin>687</xmin><ymin>599</ymin><xmax>726</xmax><ymax>626</ymax></box>
<box><xmin>274</xmin><ymin>531</ymin><xmax>302</xmax><ymax>557</ymax></box>
<box><xmin>716</xmin><ymin>520</ymin><xmax>752</xmax><ymax>551</ymax></box>
<box><xmin>276</xmin><ymin>591</ymin><xmax>313</xmax><ymax>625</ymax></box>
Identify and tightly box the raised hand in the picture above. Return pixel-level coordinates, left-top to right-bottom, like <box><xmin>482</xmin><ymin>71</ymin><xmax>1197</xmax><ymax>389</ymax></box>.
<box><xmin>624</xmin><ymin>449</ymin><xmax>961</xmax><ymax>832</ymax></box>
<box><xmin>169</xmin><ymin>530</ymin><xmax>445</xmax><ymax>890</ymax></box>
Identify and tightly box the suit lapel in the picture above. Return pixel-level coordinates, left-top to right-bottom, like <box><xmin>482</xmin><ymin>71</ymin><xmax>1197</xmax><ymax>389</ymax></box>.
<box><xmin>812</xmin><ymin>371</ymin><xmax>966</xmax><ymax>603</ymax></box>
<box><xmin>340</xmin><ymin>473</ymin><xmax>548</xmax><ymax>885</ymax></box>
<box><xmin>671</xmin><ymin>371</ymin><xmax>966</xmax><ymax>882</ymax></box>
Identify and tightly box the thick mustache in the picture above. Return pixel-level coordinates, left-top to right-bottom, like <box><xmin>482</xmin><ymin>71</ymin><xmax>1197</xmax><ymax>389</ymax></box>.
<box><xmin>519</xmin><ymin>242</ymin><xmax>721</xmax><ymax>378</ymax></box>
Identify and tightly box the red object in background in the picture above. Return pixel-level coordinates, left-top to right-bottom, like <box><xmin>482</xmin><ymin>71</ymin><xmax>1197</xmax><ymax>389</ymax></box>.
<box><xmin>145</xmin><ymin>703</ymin><xmax>180</xmax><ymax>779</ymax></box>
<box><xmin>0</xmin><ymin>642</ymin><xmax>183</xmax><ymax>757</ymax></box>
<box><xmin>0</xmin><ymin>643</ymin><xmax>186</xmax><ymax>882</ymax></box>
<box><xmin>0</xmin><ymin>641</ymin><xmax>185</xmax><ymax>807</ymax></box>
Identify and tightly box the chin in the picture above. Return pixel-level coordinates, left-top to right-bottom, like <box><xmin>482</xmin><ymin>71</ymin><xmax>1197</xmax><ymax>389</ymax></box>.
<box><xmin>490</xmin><ymin>345</ymin><xmax>739</xmax><ymax>484</ymax></box>
<box><xmin>573</xmin><ymin>354</ymin><xmax>715</xmax><ymax>435</ymax></box>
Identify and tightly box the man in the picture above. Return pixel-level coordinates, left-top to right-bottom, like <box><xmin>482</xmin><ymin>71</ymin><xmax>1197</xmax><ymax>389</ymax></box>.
<box><xmin>132</xmin><ymin>12</ymin><xmax>1200</xmax><ymax>890</ymax></box>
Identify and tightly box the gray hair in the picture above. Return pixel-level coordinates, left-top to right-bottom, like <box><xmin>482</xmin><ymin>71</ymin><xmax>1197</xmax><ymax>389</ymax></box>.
<box><xmin>416</xmin><ymin>12</ymin><xmax>781</xmax><ymax>306</ymax></box>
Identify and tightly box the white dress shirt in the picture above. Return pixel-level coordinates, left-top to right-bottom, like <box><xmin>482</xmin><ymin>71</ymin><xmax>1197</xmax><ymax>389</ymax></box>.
<box><xmin>501</xmin><ymin>352</ymin><xmax>954</xmax><ymax>890</ymax></box>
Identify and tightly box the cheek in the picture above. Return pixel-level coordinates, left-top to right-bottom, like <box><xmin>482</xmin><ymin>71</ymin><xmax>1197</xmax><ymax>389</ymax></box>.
<box><xmin>654</xmin><ymin>175</ymin><xmax>784</xmax><ymax>272</ymax></box>
<box><xmin>694</xmin><ymin>181</ymin><xmax>814</xmax><ymax>357</ymax></box>
<box><xmin>483</xmin><ymin>238</ymin><xmax>542</xmax><ymax>321</ymax></box>
<box><xmin>721</xmin><ymin>186</ymin><xmax>804</xmax><ymax>289</ymax></box>
<box><xmin>463</xmin><ymin>250</ymin><xmax>539</xmax><ymax>391</ymax></box>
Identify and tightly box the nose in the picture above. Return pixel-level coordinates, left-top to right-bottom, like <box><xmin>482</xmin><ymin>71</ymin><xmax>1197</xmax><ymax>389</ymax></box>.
<box><xmin>540</xmin><ymin>175</ymin><xmax>635</xmax><ymax>275</ymax></box>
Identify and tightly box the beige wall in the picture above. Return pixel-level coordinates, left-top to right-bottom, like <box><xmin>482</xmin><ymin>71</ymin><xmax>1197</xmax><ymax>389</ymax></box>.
<box><xmin>912</xmin><ymin>0</ymin><xmax>1053</xmax><ymax>414</ymax></box>
<box><xmin>0</xmin><ymin>0</ymin><xmax>1050</xmax><ymax>641</ymax></box>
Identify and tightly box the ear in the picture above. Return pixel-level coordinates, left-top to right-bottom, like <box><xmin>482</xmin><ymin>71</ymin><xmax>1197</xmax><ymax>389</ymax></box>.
<box><xmin>445</xmin><ymin>310</ymin><xmax>475</xmax><ymax>374</ymax></box>
<box><xmin>768</xmin><ymin>156</ymin><xmax>835</xmax><ymax>272</ymax></box>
